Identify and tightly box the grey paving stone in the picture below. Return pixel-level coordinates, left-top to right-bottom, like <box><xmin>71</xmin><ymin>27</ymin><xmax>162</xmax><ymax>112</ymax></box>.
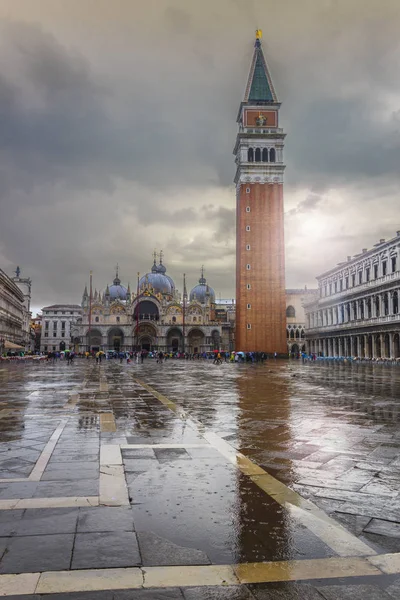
<box><xmin>364</xmin><ymin>518</ymin><xmax>400</xmax><ymax>537</ymax></box>
<box><xmin>137</xmin><ymin>530</ymin><xmax>211</xmax><ymax>566</ymax></box>
<box><xmin>49</xmin><ymin>453</ymin><xmax>99</xmax><ymax>462</ymax></box>
<box><xmin>77</xmin><ymin>506</ymin><xmax>135</xmax><ymax>532</ymax></box>
<box><xmin>114</xmin><ymin>590</ymin><xmax>184</xmax><ymax>599</ymax></box>
<box><xmin>41</xmin><ymin>465</ymin><xmax>98</xmax><ymax>481</ymax></box>
<box><xmin>386</xmin><ymin>577</ymin><xmax>400</xmax><ymax>598</ymax></box>
<box><xmin>33</xmin><ymin>479</ymin><xmax>99</xmax><ymax>497</ymax></box>
<box><xmin>363</xmin><ymin>531</ymin><xmax>400</xmax><ymax>553</ymax></box>
<box><xmin>317</xmin><ymin>584</ymin><xmax>394</xmax><ymax>599</ymax></box>
<box><xmin>332</xmin><ymin>512</ymin><xmax>371</xmax><ymax>536</ymax></box>
<box><xmin>42</xmin><ymin>593</ymin><xmax>113</xmax><ymax>600</ymax></box>
<box><xmin>122</xmin><ymin>448</ymin><xmax>156</xmax><ymax>459</ymax></box>
<box><xmin>15</xmin><ymin>507</ymin><xmax>79</xmax><ymax>536</ymax></box>
<box><xmin>0</xmin><ymin>537</ymin><xmax>8</xmax><ymax>560</ymax></box>
<box><xmin>0</xmin><ymin>533</ymin><xmax>74</xmax><ymax>573</ymax></box>
<box><xmin>185</xmin><ymin>447</ymin><xmax>226</xmax><ymax>460</ymax></box>
<box><xmin>154</xmin><ymin>448</ymin><xmax>192</xmax><ymax>463</ymax></box>
<box><xmin>0</xmin><ymin>481</ymin><xmax>39</xmax><ymax>499</ymax></box>
<box><xmin>71</xmin><ymin>531</ymin><xmax>141</xmax><ymax>569</ymax></box>
<box><xmin>123</xmin><ymin>458</ymin><xmax>158</xmax><ymax>472</ymax></box>
<box><xmin>0</xmin><ymin>510</ymin><xmax>24</xmax><ymax>536</ymax></box>
<box><xmin>249</xmin><ymin>582</ymin><xmax>324</xmax><ymax>599</ymax></box>
<box><xmin>183</xmin><ymin>585</ymin><xmax>255</xmax><ymax>599</ymax></box>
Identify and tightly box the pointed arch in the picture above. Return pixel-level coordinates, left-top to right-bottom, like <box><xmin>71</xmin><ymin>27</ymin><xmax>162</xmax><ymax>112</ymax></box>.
<box><xmin>248</xmin><ymin>148</ymin><xmax>254</xmax><ymax>162</ymax></box>
<box><xmin>262</xmin><ymin>148</ymin><xmax>269</xmax><ymax>162</ymax></box>
<box><xmin>255</xmin><ymin>148</ymin><xmax>261</xmax><ymax>162</ymax></box>
<box><xmin>269</xmin><ymin>148</ymin><xmax>276</xmax><ymax>163</ymax></box>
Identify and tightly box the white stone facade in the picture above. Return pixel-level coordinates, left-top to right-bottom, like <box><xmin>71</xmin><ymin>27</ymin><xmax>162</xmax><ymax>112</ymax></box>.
<box><xmin>40</xmin><ymin>304</ymin><xmax>82</xmax><ymax>353</ymax></box>
<box><xmin>286</xmin><ymin>288</ymin><xmax>318</xmax><ymax>355</ymax></box>
<box><xmin>12</xmin><ymin>270</ymin><xmax>33</xmax><ymax>350</ymax></box>
<box><xmin>304</xmin><ymin>232</ymin><xmax>400</xmax><ymax>358</ymax></box>
<box><xmin>0</xmin><ymin>269</ymin><xmax>24</xmax><ymax>350</ymax></box>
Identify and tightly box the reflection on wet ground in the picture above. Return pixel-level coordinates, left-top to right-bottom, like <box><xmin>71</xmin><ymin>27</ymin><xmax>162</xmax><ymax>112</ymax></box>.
<box><xmin>1</xmin><ymin>359</ymin><xmax>400</xmax><ymax>597</ymax></box>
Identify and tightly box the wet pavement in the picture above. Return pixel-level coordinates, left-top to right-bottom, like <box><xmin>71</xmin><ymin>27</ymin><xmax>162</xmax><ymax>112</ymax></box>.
<box><xmin>1</xmin><ymin>360</ymin><xmax>400</xmax><ymax>597</ymax></box>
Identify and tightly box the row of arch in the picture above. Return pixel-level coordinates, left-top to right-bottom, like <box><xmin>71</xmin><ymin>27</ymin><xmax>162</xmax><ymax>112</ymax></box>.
<box><xmin>310</xmin><ymin>291</ymin><xmax>400</xmax><ymax>328</ymax></box>
<box><xmin>287</xmin><ymin>328</ymin><xmax>305</xmax><ymax>340</ymax></box>
<box><xmin>309</xmin><ymin>333</ymin><xmax>400</xmax><ymax>359</ymax></box>
<box><xmin>248</xmin><ymin>148</ymin><xmax>276</xmax><ymax>163</ymax></box>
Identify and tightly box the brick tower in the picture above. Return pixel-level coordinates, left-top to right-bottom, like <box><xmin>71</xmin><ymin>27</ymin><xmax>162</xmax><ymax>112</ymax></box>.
<box><xmin>234</xmin><ymin>31</ymin><xmax>286</xmax><ymax>354</ymax></box>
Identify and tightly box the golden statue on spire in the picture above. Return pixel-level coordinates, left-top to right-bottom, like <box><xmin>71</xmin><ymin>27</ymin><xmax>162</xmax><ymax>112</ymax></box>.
<box><xmin>255</xmin><ymin>29</ymin><xmax>262</xmax><ymax>40</ymax></box>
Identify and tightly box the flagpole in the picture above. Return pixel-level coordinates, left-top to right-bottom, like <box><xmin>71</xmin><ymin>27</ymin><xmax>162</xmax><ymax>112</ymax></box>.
<box><xmin>136</xmin><ymin>272</ymin><xmax>140</xmax><ymax>351</ymax></box>
<box><xmin>88</xmin><ymin>270</ymin><xmax>93</xmax><ymax>353</ymax></box>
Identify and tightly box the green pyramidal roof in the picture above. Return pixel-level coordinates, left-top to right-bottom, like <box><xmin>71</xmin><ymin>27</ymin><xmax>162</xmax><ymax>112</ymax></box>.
<box><xmin>244</xmin><ymin>41</ymin><xmax>278</xmax><ymax>103</ymax></box>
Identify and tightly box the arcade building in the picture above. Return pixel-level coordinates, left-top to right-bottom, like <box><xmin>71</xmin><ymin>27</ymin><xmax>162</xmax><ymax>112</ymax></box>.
<box><xmin>71</xmin><ymin>257</ymin><xmax>231</xmax><ymax>354</ymax></box>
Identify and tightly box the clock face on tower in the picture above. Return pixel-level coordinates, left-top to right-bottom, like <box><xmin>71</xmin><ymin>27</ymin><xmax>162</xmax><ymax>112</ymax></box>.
<box><xmin>244</xmin><ymin>109</ymin><xmax>277</xmax><ymax>128</ymax></box>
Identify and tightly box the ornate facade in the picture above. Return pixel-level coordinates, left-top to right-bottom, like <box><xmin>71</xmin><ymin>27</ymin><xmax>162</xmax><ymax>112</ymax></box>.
<box><xmin>71</xmin><ymin>259</ymin><xmax>229</xmax><ymax>353</ymax></box>
<box><xmin>304</xmin><ymin>232</ymin><xmax>400</xmax><ymax>358</ymax></box>
<box><xmin>286</xmin><ymin>288</ymin><xmax>318</xmax><ymax>356</ymax></box>
<box><xmin>234</xmin><ymin>32</ymin><xmax>286</xmax><ymax>353</ymax></box>
<box><xmin>0</xmin><ymin>269</ymin><xmax>25</xmax><ymax>351</ymax></box>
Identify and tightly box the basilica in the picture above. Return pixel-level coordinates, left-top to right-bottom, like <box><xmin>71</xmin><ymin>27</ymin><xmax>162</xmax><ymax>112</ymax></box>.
<box><xmin>70</xmin><ymin>256</ymin><xmax>231</xmax><ymax>354</ymax></box>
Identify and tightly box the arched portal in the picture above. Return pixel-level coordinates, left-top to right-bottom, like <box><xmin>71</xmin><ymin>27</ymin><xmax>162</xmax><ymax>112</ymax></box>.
<box><xmin>384</xmin><ymin>333</ymin><xmax>390</xmax><ymax>358</ymax></box>
<box><xmin>291</xmin><ymin>343</ymin><xmax>299</xmax><ymax>356</ymax></box>
<box><xmin>108</xmin><ymin>328</ymin><xmax>124</xmax><ymax>352</ymax></box>
<box><xmin>136</xmin><ymin>322</ymin><xmax>157</xmax><ymax>352</ymax></box>
<box><xmin>60</xmin><ymin>341</ymin><xmax>66</xmax><ymax>351</ymax></box>
<box><xmin>394</xmin><ymin>333</ymin><xmax>400</xmax><ymax>358</ymax></box>
<box><xmin>166</xmin><ymin>328</ymin><xmax>183</xmax><ymax>352</ymax></box>
<box><xmin>367</xmin><ymin>335</ymin><xmax>373</xmax><ymax>358</ymax></box>
<box><xmin>375</xmin><ymin>334</ymin><xmax>382</xmax><ymax>358</ymax></box>
<box><xmin>211</xmin><ymin>330</ymin><xmax>220</xmax><ymax>350</ymax></box>
<box><xmin>188</xmin><ymin>328</ymin><xmax>205</xmax><ymax>354</ymax></box>
<box><xmin>87</xmin><ymin>328</ymin><xmax>102</xmax><ymax>351</ymax></box>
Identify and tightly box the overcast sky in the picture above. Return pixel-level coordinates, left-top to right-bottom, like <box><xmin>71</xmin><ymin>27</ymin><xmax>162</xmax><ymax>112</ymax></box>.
<box><xmin>1</xmin><ymin>0</ymin><xmax>400</xmax><ymax>315</ymax></box>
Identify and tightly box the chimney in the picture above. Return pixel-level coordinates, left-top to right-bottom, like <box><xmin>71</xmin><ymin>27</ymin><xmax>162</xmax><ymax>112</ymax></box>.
<box><xmin>397</xmin><ymin>231</ymin><xmax>400</xmax><ymax>236</ymax></box>
<box><xmin>362</xmin><ymin>248</ymin><xmax>367</xmax><ymax>253</ymax></box>
<box><xmin>347</xmin><ymin>256</ymin><xmax>352</xmax><ymax>261</ymax></box>
<box><xmin>380</xmin><ymin>239</ymin><xmax>385</xmax><ymax>243</ymax></box>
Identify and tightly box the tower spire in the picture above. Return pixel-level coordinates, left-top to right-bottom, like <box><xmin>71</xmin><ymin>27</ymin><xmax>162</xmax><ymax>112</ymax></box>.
<box><xmin>243</xmin><ymin>31</ymin><xmax>277</xmax><ymax>103</ymax></box>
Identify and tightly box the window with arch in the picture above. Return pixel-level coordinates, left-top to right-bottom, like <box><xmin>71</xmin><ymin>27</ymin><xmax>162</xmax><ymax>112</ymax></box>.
<box><xmin>172</xmin><ymin>316</ymin><xmax>176</xmax><ymax>323</ymax></box>
<box><xmin>246</xmin><ymin>264</ymin><xmax>251</xmax><ymax>270</ymax></box>
<box><xmin>193</xmin><ymin>317</ymin><xmax>197</xmax><ymax>322</ymax></box>
<box><xmin>247</xmin><ymin>323</ymin><xmax>251</xmax><ymax>330</ymax></box>
<box><xmin>255</xmin><ymin>148</ymin><xmax>261</xmax><ymax>162</ymax></box>
<box><xmin>246</xmin><ymin>283</ymin><xmax>251</xmax><ymax>290</ymax></box>
<box><xmin>269</xmin><ymin>148</ymin><xmax>276</xmax><ymax>163</ymax></box>
<box><xmin>262</xmin><ymin>148</ymin><xmax>269</xmax><ymax>162</ymax></box>
<box><xmin>246</xmin><ymin>244</ymin><xmax>250</xmax><ymax>251</ymax></box>
<box><xmin>286</xmin><ymin>305</ymin><xmax>295</xmax><ymax>318</ymax></box>
<box><xmin>247</xmin><ymin>148</ymin><xmax>254</xmax><ymax>162</ymax></box>
<box><xmin>246</xmin><ymin>206</ymin><xmax>251</xmax><ymax>213</ymax></box>
<box><xmin>95</xmin><ymin>316</ymin><xmax>99</xmax><ymax>323</ymax></box>
<box><xmin>246</xmin><ymin>225</ymin><xmax>250</xmax><ymax>231</ymax></box>
<box><xmin>246</xmin><ymin>187</ymin><xmax>250</xmax><ymax>193</ymax></box>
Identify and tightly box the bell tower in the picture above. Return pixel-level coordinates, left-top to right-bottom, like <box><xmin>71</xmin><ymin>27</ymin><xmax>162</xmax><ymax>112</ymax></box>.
<box><xmin>234</xmin><ymin>31</ymin><xmax>287</xmax><ymax>354</ymax></box>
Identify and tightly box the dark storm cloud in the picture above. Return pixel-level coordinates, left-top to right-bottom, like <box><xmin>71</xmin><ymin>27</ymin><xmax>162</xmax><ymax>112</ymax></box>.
<box><xmin>1</xmin><ymin>0</ymin><xmax>400</xmax><ymax>307</ymax></box>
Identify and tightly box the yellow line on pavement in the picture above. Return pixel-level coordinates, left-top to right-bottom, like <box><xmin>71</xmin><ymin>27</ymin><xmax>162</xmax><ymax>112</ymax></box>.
<box><xmin>133</xmin><ymin>378</ymin><xmax>375</xmax><ymax>558</ymax></box>
<box><xmin>0</xmin><ymin>554</ymin><xmax>393</xmax><ymax>596</ymax></box>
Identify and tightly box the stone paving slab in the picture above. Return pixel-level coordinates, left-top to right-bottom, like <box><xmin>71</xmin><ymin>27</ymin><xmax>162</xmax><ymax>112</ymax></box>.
<box><xmin>0</xmin><ymin>533</ymin><xmax>75</xmax><ymax>573</ymax></box>
<box><xmin>71</xmin><ymin>531</ymin><xmax>141</xmax><ymax>569</ymax></box>
<box><xmin>77</xmin><ymin>506</ymin><xmax>135</xmax><ymax>532</ymax></box>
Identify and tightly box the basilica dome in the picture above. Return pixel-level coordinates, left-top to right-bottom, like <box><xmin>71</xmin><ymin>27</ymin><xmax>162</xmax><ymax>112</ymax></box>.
<box><xmin>140</xmin><ymin>257</ymin><xmax>175</xmax><ymax>296</ymax></box>
<box><xmin>108</xmin><ymin>274</ymin><xmax>128</xmax><ymax>300</ymax></box>
<box><xmin>189</xmin><ymin>270</ymin><xmax>215</xmax><ymax>304</ymax></box>
<box><xmin>139</xmin><ymin>272</ymin><xmax>172</xmax><ymax>295</ymax></box>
